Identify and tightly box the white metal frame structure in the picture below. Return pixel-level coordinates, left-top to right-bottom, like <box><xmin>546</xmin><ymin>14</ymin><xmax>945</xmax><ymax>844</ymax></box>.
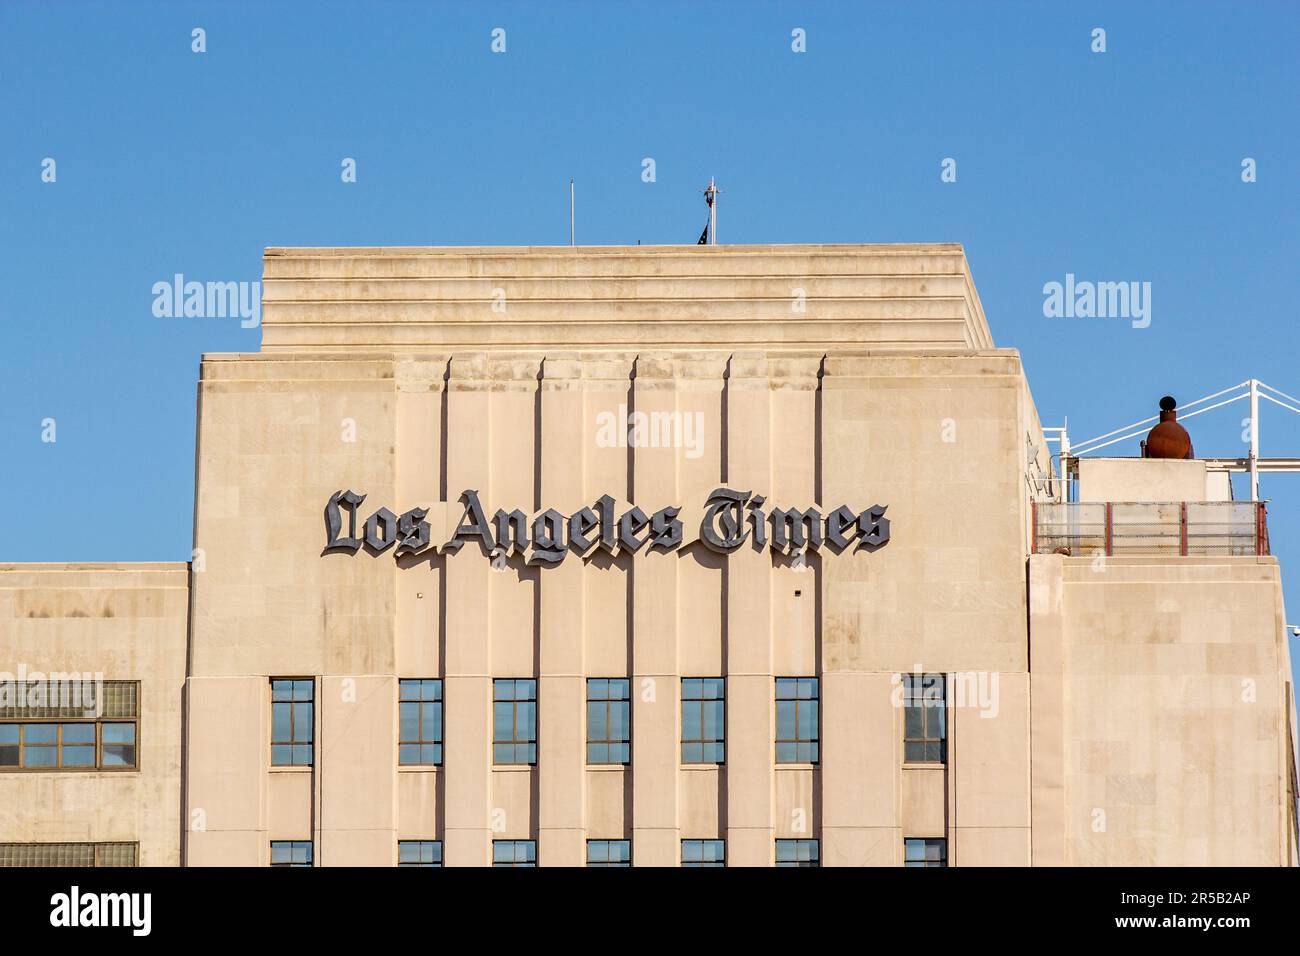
<box><xmin>1046</xmin><ymin>380</ymin><xmax>1300</xmax><ymax>502</ymax></box>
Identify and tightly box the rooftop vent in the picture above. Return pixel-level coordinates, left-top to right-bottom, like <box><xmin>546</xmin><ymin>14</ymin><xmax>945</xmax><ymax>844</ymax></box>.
<box><xmin>1142</xmin><ymin>396</ymin><xmax>1194</xmax><ymax>460</ymax></box>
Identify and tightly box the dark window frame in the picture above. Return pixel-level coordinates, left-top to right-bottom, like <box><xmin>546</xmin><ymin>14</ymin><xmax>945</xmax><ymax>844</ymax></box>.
<box><xmin>586</xmin><ymin>678</ymin><xmax>631</xmax><ymax>765</ymax></box>
<box><xmin>775</xmin><ymin>677</ymin><xmax>819</xmax><ymax>764</ymax></box>
<box><xmin>903</xmin><ymin>837</ymin><xmax>947</xmax><ymax>867</ymax></box>
<box><xmin>775</xmin><ymin>838</ymin><xmax>820</xmax><ymax>867</ymax></box>
<box><xmin>493</xmin><ymin>679</ymin><xmax>537</xmax><ymax>765</ymax></box>
<box><xmin>586</xmin><ymin>839</ymin><xmax>631</xmax><ymax>867</ymax></box>
<box><xmin>398</xmin><ymin>840</ymin><xmax>443</xmax><ymax>867</ymax></box>
<box><xmin>271</xmin><ymin>678</ymin><xmax>315</xmax><ymax>767</ymax></box>
<box><xmin>0</xmin><ymin>680</ymin><xmax>140</xmax><ymax>773</ymax></box>
<box><xmin>902</xmin><ymin>673</ymin><xmax>947</xmax><ymax>764</ymax></box>
<box><xmin>681</xmin><ymin>838</ymin><xmax>725</xmax><ymax>867</ymax></box>
<box><xmin>492</xmin><ymin>839</ymin><xmax>537</xmax><ymax>867</ymax></box>
<box><xmin>399</xmin><ymin>679</ymin><xmax>443</xmax><ymax>767</ymax></box>
<box><xmin>681</xmin><ymin>677</ymin><xmax>725</xmax><ymax>765</ymax></box>
<box><xmin>270</xmin><ymin>840</ymin><xmax>313</xmax><ymax>867</ymax></box>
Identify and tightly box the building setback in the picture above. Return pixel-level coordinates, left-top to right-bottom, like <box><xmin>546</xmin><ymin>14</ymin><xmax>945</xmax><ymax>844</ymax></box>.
<box><xmin>1</xmin><ymin>243</ymin><xmax>1296</xmax><ymax>867</ymax></box>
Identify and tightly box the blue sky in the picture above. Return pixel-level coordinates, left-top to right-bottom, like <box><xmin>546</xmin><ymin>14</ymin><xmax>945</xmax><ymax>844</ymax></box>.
<box><xmin>2</xmin><ymin>1</ymin><xmax>1299</xmax><ymax>677</ymax></box>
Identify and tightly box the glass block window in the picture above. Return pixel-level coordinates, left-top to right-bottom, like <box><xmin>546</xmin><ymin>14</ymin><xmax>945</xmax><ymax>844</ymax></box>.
<box><xmin>775</xmin><ymin>839</ymin><xmax>819</xmax><ymax>867</ymax></box>
<box><xmin>587</xmin><ymin>678</ymin><xmax>630</xmax><ymax>764</ymax></box>
<box><xmin>902</xmin><ymin>673</ymin><xmax>946</xmax><ymax>763</ymax></box>
<box><xmin>0</xmin><ymin>842</ymin><xmax>137</xmax><ymax>867</ymax></box>
<box><xmin>493</xmin><ymin>679</ymin><xmax>537</xmax><ymax>765</ymax></box>
<box><xmin>399</xmin><ymin>679</ymin><xmax>443</xmax><ymax>766</ymax></box>
<box><xmin>271</xmin><ymin>679</ymin><xmax>314</xmax><ymax>766</ymax></box>
<box><xmin>492</xmin><ymin>840</ymin><xmax>536</xmax><ymax>867</ymax></box>
<box><xmin>775</xmin><ymin>677</ymin><xmax>819</xmax><ymax>763</ymax></box>
<box><xmin>681</xmin><ymin>678</ymin><xmax>725</xmax><ymax>764</ymax></box>
<box><xmin>587</xmin><ymin>839</ymin><xmax>631</xmax><ymax>867</ymax></box>
<box><xmin>0</xmin><ymin>680</ymin><xmax>139</xmax><ymax>771</ymax></box>
<box><xmin>681</xmin><ymin>839</ymin><xmax>725</xmax><ymax>867</ymax></box>
<box><xmin>398</xmin><ymin>840</ymin><xmax>443</xmax><ymax>867</ymax></box>
<box><xmin>270</xmin><ymin>840</ymin><xmax>313</xmax><ymax>867</ymax></box>
<box><xmin>904</xmin><ymin>838</ymin><xmax>947</xmax><ymax>867</ymax></box>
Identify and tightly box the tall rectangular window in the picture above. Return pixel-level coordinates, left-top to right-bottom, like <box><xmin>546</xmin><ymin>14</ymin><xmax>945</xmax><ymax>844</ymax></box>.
<box><xmin>587</xmin><ymin>839</ymin><xmax>631</xmax><ymax>867</ymax></box>
<box><xmin>271</xmin><ymin>679</ymin><xmax>314</xmax><ymax>766</ymax></box>
<box><xmin>270</xmin><ymin>840</ymin><xmax>313</xmax><ymax>867</ymax></box>
<box><xmin>775</xmin><ymin>677</ymin><xmax>819</xmax><ymax>763</ymax></box>
<box><xmin>398</xmin><ymin>840</ymin><xmax>442</xmax><ymax>867</ymax></box>
<box><xmin>0</xmin><ymin>680</ymin><xmax>138</xmax><ymax>772</ymax></box>
<box><xmin>904</xmin><ymin>838</ymin><xmax>947</xmax><ymax>867</ymax></box>
<box><xmin>492</xmin><ymin>840</ymin><xmax>536</xmax><ymax>867</ymax></box>
<box><xmin>681</xmin><ymin>678</ymin><xmax>725</xmax><ymax>764</ymax></box>
<box><xmin>681</xmin><ymin>839</ymin><xmax>725</xmax><ymax>867</ymax></box>
<box><xmin>587</xmin><ymin>678</ymin><xmax>630</xmax><ymax>764</ymax></box>
<box><xmin>493</xmin><ymin>679</ymin><xmax>537</xmax><ymax>765</ymax></box>
<box><xmin>399</xmin><ymin>679</ymin><xmax>443</xmax><ymax>766</ymax></box>
<box><xmin>902</xmin><ymin>673</ymin><xmax>946</xmax><ymax>763</ymax></box>
<box><xmin>775</xmin><ymin>839</ymin><xmax>820</xmax><ymax>867</ymax></box>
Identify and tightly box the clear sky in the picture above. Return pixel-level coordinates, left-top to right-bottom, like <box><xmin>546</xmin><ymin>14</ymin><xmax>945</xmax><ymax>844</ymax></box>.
<box><xmin>2</xmin><ymin>1</ymin><xmax>1299</xmax><ymax>680</ymax></box>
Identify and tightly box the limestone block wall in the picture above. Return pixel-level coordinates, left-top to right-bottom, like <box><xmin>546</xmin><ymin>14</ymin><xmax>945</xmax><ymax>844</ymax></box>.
<box><xmin>0</xmin><ymin>564</ymin><xmax>188</xmax><ymax>866</ymax></box>
<box><xmin>1029</xmin><ymin>554</ymin><xmax>1299</xmax><ymax>866</ymax></box>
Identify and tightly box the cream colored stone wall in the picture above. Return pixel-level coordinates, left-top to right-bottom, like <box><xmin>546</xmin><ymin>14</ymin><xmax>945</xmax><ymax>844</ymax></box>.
<box><xmin>1030</xmin><ymin>554</ymin><xmax>1298</xmax><ymax>865</ymax></box>
<box><xmin>0</xmin><ymin>564</ymin><xmax>188</xmax><ymax>866</ymax></box>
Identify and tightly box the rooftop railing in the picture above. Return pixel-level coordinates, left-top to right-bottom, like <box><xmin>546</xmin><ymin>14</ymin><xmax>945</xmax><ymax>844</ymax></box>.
<box><xmin>1032</xmin><ymin>501</ymin><xmax>1268</xmax><ymax>557</ymax></box>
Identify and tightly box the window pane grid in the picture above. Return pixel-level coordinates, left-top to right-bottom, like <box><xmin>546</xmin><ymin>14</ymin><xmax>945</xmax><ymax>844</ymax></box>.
<box><xmin>587</xmin><ymin>678</ymin><xmax>630</xmax><ymax>765</ymax></box>
<box><xmin>775</xmin><ymin>839</ymin><xmax>819</xmax><ymax>867</ymax></box>
<box><xmin>775</xmin><ymin>677</ymin><xmax>819</xmax><ymax>764</ymax></box>
<box><xmin>681</xmin><ymin>839</ymin><xmax>725</xmax><ymax>867</ymax></box>
<box><xmin>493</xmin><ymin>679</ymin><xmax>537</xmax><ymax>765</ymax></box>
<box><xmin>398</xmin><ymin>840</ymin><xmax>443</xmax><ymax>867</ymax></box>
<box><xmin>0</xmin><ymin>718</ymin><xmax>137</xmax><ymax>771</ymax></box>
<box><xmin>271</xmin><ymin>678</ymin><xmax>314</xmax><ymax>766</ymax></box>
<box><xmin>904</xmin><ymin>838</ymin><xmax>947</xmax><ymax>867</ymax></box>
<box><xmin>902</xmin><ymin>673</ymin><xmax>947</xmax><ymax>764</ymax></box>
<box><xmin>0</xmin><ymin>680</ymin><xmax>137</xmax><ymax>720</ymax></box>
<box><xmin>681</xmin><ymin>678</ymin><xmax>725</xmax><ymax>764</ymax></box>
<box><xmin>587</xmin><ymin>839</ymin><xmax>631</xmax><ymax>866</ymax></box>
<box><xmin>399</xmin><ymin>679</ymin><xmax>443</xmax><ymax>766</ymax></box>
<box><xmin>492</xmin><ymin>840</ymin><xmax>536</xmax><ymax>866</ymax></box>
<box><xmin>270</xmin><ymin>840</ymin><xmax>313</xmax><ymax>867</ymax></box>
<box><xmin>0</xmin><ymin>842</ymin><xmax>138</xmax><ymax>867</ymax></box>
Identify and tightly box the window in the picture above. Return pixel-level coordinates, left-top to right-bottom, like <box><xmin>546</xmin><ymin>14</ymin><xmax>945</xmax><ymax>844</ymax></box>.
<box><xmin>681</xmin><ymin>678</ymin><xmax>724</xmax><ymax>764</ymax></box>
<box><xmin>270</xmin><ymin>841</ymin><xmax>313</xmax><ymax>867</ymax></box>
<box><xmin>0</xmin><ymin>842</ymin><xmax>137</xmax><ymax>867</ymax></box>
<box><xmin>775</xmin><ymin>839</ymin><xmax>819</xmax><ymax>867</ymax></box>
<box><xmin>0</xmin><ymin>680</ymin><xmax>139</xmax><ymax>771</ymax></box>
<box><xmin>681</xmin><ymin>839</ymin><xmax>725</xmax><ymax>867</ymax></box>
<box><xmin>492</xmin><ymin>840</ymin><xmax>536</xmax><ymax>867</ymax></box>
<box><xmin>902</xmin><ymin>673</ymin><xmax>946</xmax><ymax>763</ymax></box>
<box><xmin>587</xmin><ymin>839</ymin><xmax>630</xmax><ymax>867</ymax></box>
<box><xmin>904</xmin><ymin>838</ymin><xmax>947</xmax><ymax>867</ymax></box>
<box><xmin>775</xmin><ymin>677</ymin><xmax>819</xmax><ymax>763</ymax></box>
<box><xmin>587</xmin><ymin>679</ymin><xmax>630</xmax><ymax>764</ymax></box>
<box><xmin>271</xmin><ymin>679</ymin><xmax>314</xmax><ymax>766</ymax></box>
<box><xmin>399</xmin><ymin>679</ymin><xmax>443</xmax><ymax>766</ymax></box>
<box><xmin>398</xmin><ymin>840</ymin><xmax>442</xmax><ymax>867</ymax></box>
<box><xmin>493</xmin><ymin>679</ymin><xmax>537</xmax><ymax>765</ymax></box>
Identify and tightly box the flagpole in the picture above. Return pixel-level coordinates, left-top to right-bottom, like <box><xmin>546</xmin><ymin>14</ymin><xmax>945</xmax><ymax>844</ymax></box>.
<box><xmin>569</xmin><ymin>179</ymin><xmax>575</xmax><ymax>246</ymax></box>
<box><xmin>709</xmin><ymin>177</ymin><xmax>717</xmax><ymax>245</ymax></box>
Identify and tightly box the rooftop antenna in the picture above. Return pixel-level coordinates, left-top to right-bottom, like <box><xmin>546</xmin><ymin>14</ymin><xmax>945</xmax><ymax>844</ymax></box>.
<box><xmin>569</xmin><ymin>179</ymin><xmax>575</xmax><ymax>246</ymax></box>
